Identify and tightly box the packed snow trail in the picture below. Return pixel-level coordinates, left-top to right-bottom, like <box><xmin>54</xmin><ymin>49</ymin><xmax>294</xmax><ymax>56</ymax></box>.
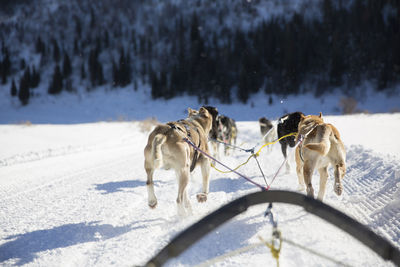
<box><xmin>0</xmin><ymin>115</ymin><xmax>399</xmax><ymax>266</ymax></box>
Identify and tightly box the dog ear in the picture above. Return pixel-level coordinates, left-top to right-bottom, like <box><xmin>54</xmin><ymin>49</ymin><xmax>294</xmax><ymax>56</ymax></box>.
<box><xmin>187</xmin><ymin>108</ymin><xmax>197</xmax><ymax>116</ymax></box>
<box><xmin>300</xmin><ymin>113</ymin><xmax>306</xmax><ymax>121</ymax></box>
<box><xmin>202</xmin><ymin>106</ymin><xmax>218</xmax><ymax>117</ymax></box>
<box><xmin>199</xmin><ymin>107</ymin><xmax>208</xmax><ymax>116</ymax></box>
<box><xmin>319</xmin><ymin>112</ymin><xmax>323</xmax><ymax>118</ymax></box>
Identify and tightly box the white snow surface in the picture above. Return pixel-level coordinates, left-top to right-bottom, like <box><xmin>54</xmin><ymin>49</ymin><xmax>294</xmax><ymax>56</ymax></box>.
<box><xmin>0</xmin><ymin>88</ymin><xmax>400</xmax><ymax>266</ymax></box>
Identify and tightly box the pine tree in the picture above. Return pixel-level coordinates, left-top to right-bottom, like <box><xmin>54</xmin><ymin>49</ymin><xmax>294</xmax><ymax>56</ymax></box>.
<box><xmin>159</xmin><ymin>70</ymin><xmax>168</xmax><ymax>99</ymax></box>
<box><xmin>150</xmin><ymin>69</ymin><xmax>160</xmax><ymax>99</ymax></box>
<box><xmin>73</xmin><ymin>38</ymin><xmax>79</xmax><ymax>55</ymax></box>
<box><xmin>0</xmin><ymin>61</ymin><xmax>5</xmax><ymax>85</ymax></box>
<box><xmin>112</xmin><ymin>59</ymin><xmax>119</xmax><ymax>87</ymax></box>
<box><xmin>132</xmin><ymin>31</ymin><xmax>138</xmax><ymax>55</ymax></box>
<box><xmin>52</xmin><ymin>39</ymin><xmax>60</xmax><ymax>62</ymax></box>
<box><xmin>10</xmin><ymin>79</ymin><xmax>17</xmax><ymax>96</ymax></box>
<box><xmin>104</xmin><ymin>31</ymin><xmax>109</xmax><ymax>48</ymax></box>
<box><xmin>35</xmin><ymin>36</ymin><xmax>45</xmax><ymax>55</ymax></box>
<box><xmin>238</xmin><ymin>67</ymin><xmax>249</xmax><ymax>104</ymax></box>
<box><xmin>18</xmin><ymin>75</ymin><xmax>30</xmax><ymax>105</ymax></box>
<box><xmin>48</xmin><ymin>65</ymin><xmax>63</xmax><ymax>94</ymax></box>
<box><xmin>62</xmin><ymin>52</ymin><xmax>72</xmax><ymax>78</ymax></box>
<box><xmin>90</xmin><ymin>8</ymin><xmax>96</xmax><ymax>29</ymax></box>
<box><xmin>20</xmin><ymin>59</ymin><xmax>26</xmax><ymax>70</ymax></box>
<box><xmin>1</xmin><ymin>47</ymin><xmax>11</xmax><ymax>84</ymax></box>
<box><xmin>88</xmin><ymin>48</ymin><xmax>104</xmax><ymax>87</ymax></box>
<box><xmin>31</xmin><ymin>65</ymin><xmax>40</xmax><ymax>88</ymax></box>
<box><xmin>74</xmin><ymin>16</ymin><xmax>82</xmax><ymax>38</ymax></box>
<box><xmin>119</xmin><ymin>48</ymin><xmax>132</xmax><ymax>87</ymax></box>
<box><xmin>330</xmin><ymin>33</ymin><xmax>345</xmax><ymax>87</ymax></box>
<box><xmin>22</xmin><ymin>67</ymin><xmax>31</xmax><ymax>89</ymax></box>
<box><xmin>80</xmin><ymin>62</ymin><xmax>86</xmax><ymax>80</ymax></box>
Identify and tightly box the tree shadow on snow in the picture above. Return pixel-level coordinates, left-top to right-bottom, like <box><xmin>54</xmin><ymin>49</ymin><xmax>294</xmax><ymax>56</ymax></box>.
<box><xmin>94</xmin><ymin>179</ymin><xmax>145</xmax><ymax>194</ymax></box>
<box><xmin>0</xmin><ymin>219</ymin><xmax>162</xmax><ymax>265</ymax></box>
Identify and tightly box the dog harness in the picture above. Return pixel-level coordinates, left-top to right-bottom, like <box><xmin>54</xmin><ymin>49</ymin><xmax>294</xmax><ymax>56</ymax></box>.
<box><xmin>167</xmin><ymin>120</ymin><xmax>201</xmax><ymax>172</ymax></box>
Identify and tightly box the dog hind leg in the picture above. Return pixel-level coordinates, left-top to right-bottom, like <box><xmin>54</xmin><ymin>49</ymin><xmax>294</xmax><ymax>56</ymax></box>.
<box><xmin>212</xmin><ymin>142</ymin><xmax>219</xmax><ymax>161</ymax></box>
<box><xmin>303</xmin><ymin>160</ymin><xmax>316</xmax><ymax>198</ymax></box>
<box><xmin>197</xmin><ymin>157</ymin><xmax>210</xmax><ymax>203</ymax></box>
<box><xmin>224</xmin><ymin>138</ymin><xmax>232</xmax><ymax>156</ymax></box>
<box><xmin>334</xmin><ymin>164</ymin><xmax>344</xmax><ymax>196</ymax></box>
<box><xmin>317</xmin><ymin>166</ymin><xmax>329</xmax><ymax>201</ymax></box>
<box><xmin>176</xmin><ymin>167</ymin><xmax>192</xmax><ymax>216</ymax></box>
<box><xmin>145</xmin><ymin>164</ymin><xmax>158</xmax><ymax>208</ymax></box>
<box><xmin>295</xmin><ymin>149</ymin><xmax>305</xmax><ymax>191</ymax></box>
<box><xmin>144</xmin><ymin>141</ymin><xmax>158</xmax><ymax>208</ymax></box>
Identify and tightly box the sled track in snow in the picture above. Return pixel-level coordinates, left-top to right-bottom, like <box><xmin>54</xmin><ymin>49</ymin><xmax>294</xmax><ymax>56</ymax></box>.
<box><xmin>0</xmin><ymin>156</ymin><xmax>131</xmax><ymax>202</ymax></box>
<box><xmin>0</xmin><ymin>145</ymin><xmax>94</xmax><ymax>167</ymax></box>
<box><xmin>0</xmin><ymin>133</ymin><xmax>136</xmax><ymax>167</ymax></box>
<box><xmin>341</xmin><ymin>145</ymin><xmax>400</xmax><ymax>249</ymax></box>
<box><xmin>0</xmin><ymin>144</ymin><xmax>137</xmax><ymax>202</ymax></box>
<box><xmin>221</xmin><ymin>134</ymin><xmax>400</xmax><ymax>251</ymax></box>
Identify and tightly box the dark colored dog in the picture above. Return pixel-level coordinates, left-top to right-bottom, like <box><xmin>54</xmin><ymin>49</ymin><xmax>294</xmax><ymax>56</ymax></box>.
<box><xmin>259</xmin><ymin>117</ymin><xmax>277</xmax><ymax>153</ymax></box>
<box><xmin>209</xmin><ymin>114</ymin><xmax>237</xmax><ymax>158</ymax></box>
<box><xmin>277</xmin><ymin>111</ymin><xmax>304</xmax><ymax>172</ymax></box>
<box><xmin>259</xmin><ymin>117</ymin><xmax>273</xmax><ymax>136</ymax></box>
<box><xmin>204</xmin><ymin>106</ymin><xmax>219</xmax><ymax>141</ymax></box>
<box><xmin>218</xmin><ymin>115</ymin><xmax>238</xmax><ymax>156</ymax></box>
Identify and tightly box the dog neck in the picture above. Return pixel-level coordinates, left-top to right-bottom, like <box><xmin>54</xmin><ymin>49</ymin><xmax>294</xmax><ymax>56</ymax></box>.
<box><xmin>187</xmin><ymin>114</ymin><xmax>212</xmax><ymax>135</ymax></box>
<box><xmin>298</xmin><ymin>116</ymin><xmax>324</xmax><ymax>137</ymax></box>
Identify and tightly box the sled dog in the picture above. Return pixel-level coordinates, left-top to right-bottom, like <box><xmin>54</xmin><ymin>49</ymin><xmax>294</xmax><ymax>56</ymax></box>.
<box><xmin>144</xmin><ymin>106</ymin><xmax>217</xmax><ymax>216</ymax></box>
<box><xmin>210</xmin><ymin>115</ymin><xmax>238</xmax><ymax>158</ymax></box>
<box><xmin>259</xmin><ymin>117</ymin><xmax>277</xmax><ymax>153</ymax></box>
<box><xmin>277</xmin><ymin>111</ymin><xmax>304</xmax><ymax>173</ymax></box>
<box><xmin>295</xmin><ymin>113</ymin><xmax>346</xmax><ymax>201</ymax></box>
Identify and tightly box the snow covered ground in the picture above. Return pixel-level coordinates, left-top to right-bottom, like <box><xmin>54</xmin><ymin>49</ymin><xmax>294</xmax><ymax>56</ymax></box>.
<box><xmin>0</xmin><ymin>96</ymin><xmax>399</xmax><ymax>266</ymax></box>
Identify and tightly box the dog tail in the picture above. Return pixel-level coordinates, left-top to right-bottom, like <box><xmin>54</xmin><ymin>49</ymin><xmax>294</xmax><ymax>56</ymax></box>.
<box><xmin>152</xmin><ymin>134</ymin><xmax>166</xmax><ymax>168</ymax></box>
<box><xmin>304</xmin><ymin>125</ymin><xmax>332</xmax><ymax>156</ymax></box>
<box><xmin>304</xmin><ymin>143</ymin><xmax>328</xmax><ymax>155</ymax></box>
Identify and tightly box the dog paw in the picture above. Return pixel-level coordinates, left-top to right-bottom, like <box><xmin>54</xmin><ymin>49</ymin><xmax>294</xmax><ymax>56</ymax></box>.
<box><xmin>297</xmin><ymin>184</ymin><xmax>305</xmax><ymax>191</ymax></box>
<box><xmin>306</xmin><ymin>186</ymin><xmax>314</xmax><ymax>198</ymax></box>
<box><xmin>148</xmin><ymin>200</ymin><xmax>158</xmax><ymax>209</ymax></box>
<box><xmin>196</xmin><ymin>193</ymin><xmax>208</xmax><ymax>203</ymax></box>
<box><xmin>334</xmin><ymin>183</ymin><xmax>343</xmax><ymax>196</ymax></box>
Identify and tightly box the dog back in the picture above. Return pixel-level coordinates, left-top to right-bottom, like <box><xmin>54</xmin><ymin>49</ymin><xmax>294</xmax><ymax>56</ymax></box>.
<box><xmin>278</xmin><ymin>112</ymin><xmax>304</xmax><ymax>146</ymax></box>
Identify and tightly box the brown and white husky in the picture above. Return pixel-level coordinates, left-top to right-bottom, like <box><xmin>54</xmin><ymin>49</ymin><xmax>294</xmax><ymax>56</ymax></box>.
<box><xmin>295</xmin><ymin>113</ymin><xmax>346</xmax><ymax>201</ymax></box>
<box><xmin>144</xmin><ymin>106</ymin><xmax>217</xmax><ymax>216</ymax></box>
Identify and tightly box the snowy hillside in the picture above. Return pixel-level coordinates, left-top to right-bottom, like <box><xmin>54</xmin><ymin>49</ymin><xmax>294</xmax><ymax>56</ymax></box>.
<box><xmin>0</xmin><ymin>110</ymin><xmax>399</xmax><ymax>266</ymax></box>
<box><xmin>1</xmin><ymin>0</ymin><xmax>399</xmax><ymax>107</ymax></box>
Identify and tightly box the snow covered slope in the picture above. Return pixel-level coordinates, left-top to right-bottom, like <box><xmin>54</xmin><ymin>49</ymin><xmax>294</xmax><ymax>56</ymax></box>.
<box><xmin>0</xmin><ymin>113</ymin><xmax>399</xmax><ymax>266</ymax></box>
